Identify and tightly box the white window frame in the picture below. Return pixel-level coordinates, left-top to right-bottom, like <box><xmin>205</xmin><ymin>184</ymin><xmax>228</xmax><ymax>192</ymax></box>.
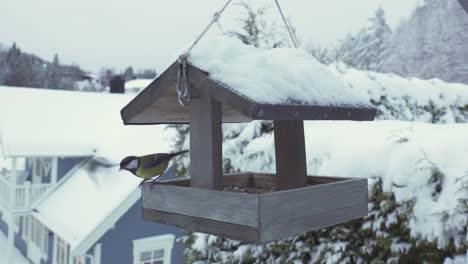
<box><xmin>55</xmin><ymin>236</ymin><xmax>69</xmax><ymax>264</ymax></box>
<box><xmin>132</xmin><ymin>234</ymin><xmax>175</xmax><ymax>264</ymax></box>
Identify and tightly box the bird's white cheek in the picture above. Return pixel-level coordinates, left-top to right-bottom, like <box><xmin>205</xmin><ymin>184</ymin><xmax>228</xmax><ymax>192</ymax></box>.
<box><xmin>126</xmin><ymin>159</ymin><xmax>138</xmax><ymax>170</ymax></box>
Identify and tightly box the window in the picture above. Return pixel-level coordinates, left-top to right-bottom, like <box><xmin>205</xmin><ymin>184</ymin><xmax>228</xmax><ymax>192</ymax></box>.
<box><xmin>139</xmin><ymin>249</ymin><xmax>164</xmax><ymax>264</ymax></box>
<box><xmin>133</xmin><ymin>234</ymin><xmax>175</xmax><ymax>264</ymax></box>
<box><xmin>73</xmin><ymin>255</ymin><xmax>86</xmax><ymax>264</ymax></box>
<box><xmin>23</xmin><ymin>216</ymin><xmax>49</xmax><ymax>256</ymax></box>
<box><xmin>30</xmin><ymin>217</ymin><xmax>49</xmax><ymax>254</ymax></box>
<box><xmin>56</xmin><ymin>236</ymin><xmax>68</xmax><ymax>264</ymax></box>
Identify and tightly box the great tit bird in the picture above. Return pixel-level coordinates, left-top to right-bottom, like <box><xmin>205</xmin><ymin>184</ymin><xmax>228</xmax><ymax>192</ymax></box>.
<box><xmin>120</xmin><ymin>150</ymin><xmax>188</xmax><ymax>187</ymax></box>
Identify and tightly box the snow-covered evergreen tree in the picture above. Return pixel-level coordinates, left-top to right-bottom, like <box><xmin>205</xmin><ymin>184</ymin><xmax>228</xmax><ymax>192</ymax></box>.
<box><xmin>4</xmin><ymin>43</ymin><xmax>36</xmax><ymax>87</ymax></box>
<box><xmin>338</xmin><ymin>7</ymin><xmax>392</xmax><ymax>71</ymax></box>
<box><xmin>381</xmin><ymin>0</ymin><xmax>468</xmax><ymax>84</ymax></box>
<box><xmin>168</xmin><ymin>3</ymin><xmax>468</xmax><ymax>263</ymax></box>
<box><xmin>175</xmin><ymin>64</ymin><xmax>468</xmax><ymax>264</ymax></box>
<box><xmin>45</xmin><ymin>54</ymin><xmax>62</xmax><ymax>89</ymax></box>
<box><xmin>227</xmin><ymin>1</ymin><xmax>292</xmax><ymax>49</ymax></box>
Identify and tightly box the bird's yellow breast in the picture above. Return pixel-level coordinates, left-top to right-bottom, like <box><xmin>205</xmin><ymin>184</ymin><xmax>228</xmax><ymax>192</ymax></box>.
<box><xmin>135</xmin><ymin>161</ymin><xmax>169</xmax><ymax>179</ymax></box>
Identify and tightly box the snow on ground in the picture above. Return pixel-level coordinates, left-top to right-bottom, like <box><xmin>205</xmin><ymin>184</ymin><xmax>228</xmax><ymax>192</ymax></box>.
<box><xmin>225</xmin><ymin>120</ymin><xmax>468</xmax><ymax>248</ymax></box>
<box><xmin>0</xmin><ymin>230</ymin><xmax>29</xmax><ymax>264</ymax></box>
<box><xmin>125</xmin><ymin>79</ymin><xmax>153</xmax><ymax>94</ymax></box>
<box><xmin>189</xmin><ymin>36</ymin><xmax>371</xmax><ymax>107</ymax></box>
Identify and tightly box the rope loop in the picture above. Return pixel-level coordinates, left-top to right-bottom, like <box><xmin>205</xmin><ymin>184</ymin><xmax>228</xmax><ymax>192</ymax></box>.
<box><xmin>176</xmin><ymin>54</ymin><xmax>190</xmax><ymax>106</ymax></box>
<box><xmin>213</xmin><ymin>12</ymin><xmax>221</xmax><ymax>22</ymax></box>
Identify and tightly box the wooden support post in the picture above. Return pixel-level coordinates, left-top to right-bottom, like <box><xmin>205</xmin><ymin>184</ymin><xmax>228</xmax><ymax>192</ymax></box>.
<box><xmin>274</xmin><ymin>120</ymin><xmax>307</xmax><ymax>190</ymax></box>
<box><xmin>189</xmin><ymin>91</ymin><xmax>222</xmax><ymax>190</ymax></box>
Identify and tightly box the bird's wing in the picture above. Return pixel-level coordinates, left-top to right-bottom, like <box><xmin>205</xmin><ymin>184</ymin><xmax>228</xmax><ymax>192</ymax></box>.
<box><xmin>140</xmin><ymin>153</ymin><xmax>173</xmax><ymax>169</ymax></box>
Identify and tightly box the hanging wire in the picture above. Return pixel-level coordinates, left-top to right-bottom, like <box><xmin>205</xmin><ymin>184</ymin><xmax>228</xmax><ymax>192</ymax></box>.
<box><xmin>186</xmin><ymin>0</ymin><xmax>233</xmax><ymax>55</ymax></box>
<box><xmin>176</xmin><ymin>0</ymin><xmax>234</xmax><ymax>106</ymax></box>
<box><xmin>273</xmin><ymin>0</ymin><xmax>299</xmax><ymax>48</ymax></box>
<box><xmin>176</xmin><ymin>0</ymin><xmax>299</xmax><ymax>106</ymax></box>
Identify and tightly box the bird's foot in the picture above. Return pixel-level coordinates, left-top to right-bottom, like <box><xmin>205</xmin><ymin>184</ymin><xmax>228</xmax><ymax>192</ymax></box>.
<box><xmin>138</xmin><ymin>179</ymin><xmax>148</xmax><ymax>189</ymax></box>
<box><xmin>151</xmin><ymin>176</ymin><xmax>161</xmax><ymax>185</ymax></box>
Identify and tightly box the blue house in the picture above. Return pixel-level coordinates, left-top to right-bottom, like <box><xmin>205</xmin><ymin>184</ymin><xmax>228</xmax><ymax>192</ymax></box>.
<box><xmin>0</xmin><ymin>86</ymin><xmax>183</xmax><ymax>264</ymax></box>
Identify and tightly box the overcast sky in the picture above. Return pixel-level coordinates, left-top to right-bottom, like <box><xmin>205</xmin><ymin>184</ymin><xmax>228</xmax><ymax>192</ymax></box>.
<box><xmin>1</xmin><ymin>0</ymin><xmax>422</xmax><ymax>73</ymax></box>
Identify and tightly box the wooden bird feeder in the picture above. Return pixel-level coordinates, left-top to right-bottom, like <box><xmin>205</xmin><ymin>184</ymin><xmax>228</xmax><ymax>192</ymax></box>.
<box><xmin>121</xmin><ymin>61</ymin><xmax>376</xmax><ymax>243</ymax></box>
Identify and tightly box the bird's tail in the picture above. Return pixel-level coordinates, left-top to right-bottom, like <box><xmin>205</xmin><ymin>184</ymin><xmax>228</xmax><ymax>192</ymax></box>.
<box><xmin>169</xmin><ymin>150</ymin><xmax>189</xmax><ymax>158</ymax></box>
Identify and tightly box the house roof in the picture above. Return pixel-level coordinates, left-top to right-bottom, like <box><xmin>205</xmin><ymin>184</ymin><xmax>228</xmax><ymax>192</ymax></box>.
<box><xmin>0</xmin><ymin>87</ymin><xmax>125</xmax><ymax>157</ymax></box>
<box><xmin>0</xmin><ymin>86</ymin><xmax>176</xmax><ymax>255</ymax></box>
<box><xmin>33</xmin><ymin>158</ymin><xmax>142</xmax><ymax>255</ymax></box>
<box><xmin>121</xmin><ymin>37</ymin><xmax>376</xmax><ymax>125</ymax></box>
<box><xmin>0</xmin><ymin>86</ymin><xmax>171</xmax><ymax>159</ymax></box>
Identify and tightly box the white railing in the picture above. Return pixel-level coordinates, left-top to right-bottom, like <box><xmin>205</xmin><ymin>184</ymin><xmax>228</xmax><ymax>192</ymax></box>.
<box><xmin>0</xmin><ymin>177</ymin><xmax>52</xmax><ymax>213</ymax></box>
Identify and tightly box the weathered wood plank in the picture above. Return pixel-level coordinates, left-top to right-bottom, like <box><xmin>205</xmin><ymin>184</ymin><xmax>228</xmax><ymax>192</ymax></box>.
<box><xmin>274</xmin><ymin>120</ymin><xmax>307</xmax><ymax>190</ymax></box>
<box><xmin>189</xmin><ymin>91</ymin><xmax>223</xmax><ymax>190</ymax></box>
<box><xmin>259</xmin><ymin>178</ymin><xmax>367</xmax><ymax>227</ymax></box>
<box><xmin>121</xmin><ymin>62</ymin><xmax>179</xmax><ymax>125</ymax></box>
<box><xmin>142</xmin><ymin>183</ymin><xmax>260</xmax><ymax>227</ymax></box>
<box><xmin>156</xmin><ymin>173</ymin><xmax>253</xmax><ymax>187</ymax></box>
<box><xmin>253</xmin><ymin>104</ymin><xmax>376</xmax><ymax>121</ymax></box>
<box><xmin>143</xmin><ymin>208</ymin><xmax>260</xmax><ymax>243</ymax></box>
<box><xmin>259</xmin><ymin>203</ymin><xmax>368</xmax><ymax>243</ymax></box>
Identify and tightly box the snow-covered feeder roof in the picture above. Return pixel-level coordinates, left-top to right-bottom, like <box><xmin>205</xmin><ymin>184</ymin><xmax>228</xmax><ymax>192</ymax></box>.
<box><xmin>121</xmin><ymin>37</ymin><xmax>376</xmax><ymax>125</ymax></box>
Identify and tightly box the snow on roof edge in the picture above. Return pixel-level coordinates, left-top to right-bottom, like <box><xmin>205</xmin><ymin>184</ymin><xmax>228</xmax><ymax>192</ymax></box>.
<box><xmin>188</xmin><ymin>36</ymin><xmax>373</xmax><ymax>108</ymax></box>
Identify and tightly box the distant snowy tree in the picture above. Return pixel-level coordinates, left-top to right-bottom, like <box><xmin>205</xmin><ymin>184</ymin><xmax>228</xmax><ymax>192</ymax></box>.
<box><xmin>123</xmin><ymin>66</ymin><xmax>135</xmax><ymax>81</ymax></box>
<box><xmin>135</xmin><ymin>68</ymin><xmax>157</xmax><ymax>79</ymax></box>
<box><xmin>227</xmin><ymin>1</ymin><xmax>293</xmax><ymax>49</ymax></box>
<box><xmin>308</xmin><ymin>45</ymin><xmax>335</xmax><ymax>65</ymax></box>
<box><xmin>3</xmin><ymin>43</ymin><xmax>41</xmax><ymax>87</ymax></box>
<box><xmin>45</xmin><ymin>54</ymin><xmax>62</xmax><ymax>89</ymax></box>
<box><xmin>338</xmin><ymin>7</ymin><xmax>392</xmax><ymax>71</ymax></box>
<box><xmin>381</xmin><ymin>0</ymin><xmax>468</xmax><ymax>84</ymax></box>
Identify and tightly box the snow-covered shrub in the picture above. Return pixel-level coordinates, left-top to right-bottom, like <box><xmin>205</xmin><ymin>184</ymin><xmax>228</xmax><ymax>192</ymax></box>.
<box><xmin>170</xmin><ymin>65</ymin><xmax>468</xmax><ymax>263</ymax></box>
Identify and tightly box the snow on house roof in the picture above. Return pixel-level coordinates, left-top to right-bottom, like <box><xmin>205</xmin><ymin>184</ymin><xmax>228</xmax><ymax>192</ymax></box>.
<box><xmin>188</xmin><ymin>37</ymin><xmax>371</xmax><ymax>107</ymax></box>
<box><xmin>0</xmin><ymin>86</ymin><xmax>176</xmax><ymax>254</ymax></box>
<box><xmin>31</xmin><ymin>125</ymin><xmax>173</xmax><ymax>255</ymax></box>
<box><xmin>32</xmin><ymin>125</ymin><xmax>172</xmax><ymax>255</ymax></box>
<box><xmin>33</xmin><ymin>159</ymin><xmax>141</xmax><ymax>255</ymax></box>
<box><xmin>0</xmin><ymin>86</ymin><xmax>171</xmax><ymax>159</ymax></box>
<box><xmin>0</xmin><ymin>86</ymin><xmax>122</xmax><ymax>157</ymax></box>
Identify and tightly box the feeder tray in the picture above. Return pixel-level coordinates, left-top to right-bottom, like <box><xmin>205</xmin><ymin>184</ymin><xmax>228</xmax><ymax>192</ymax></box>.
<box><xmin>143</xmin><ymin>173</ymin><xmax>367</xmax><ymax>243</ymax></box>
<box><xmin>121</xmin><ymin>61</ymin><xmax>376</xmax><ymax>243</ymax></box>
